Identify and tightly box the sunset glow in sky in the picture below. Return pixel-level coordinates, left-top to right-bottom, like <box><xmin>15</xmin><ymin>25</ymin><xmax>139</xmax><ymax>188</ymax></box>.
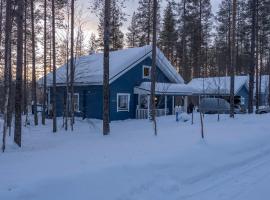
<box><xmin>78</xmin><ymin>0</ymin><xmax>222</xmax><ymax>38</ymax></box>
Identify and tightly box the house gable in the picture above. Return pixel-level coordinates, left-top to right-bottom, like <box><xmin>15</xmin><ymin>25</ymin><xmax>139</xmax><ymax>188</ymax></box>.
<box><xmin>109</xmin><ymin>57</ymin><xmax>173</xmax><ymax>120</ymax></box>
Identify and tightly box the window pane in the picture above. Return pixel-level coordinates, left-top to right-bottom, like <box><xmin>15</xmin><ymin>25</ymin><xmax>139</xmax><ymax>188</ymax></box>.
<box><xmin>144</xmin><ymin>68</ymin><xmax>148</xmax><ymax>76</ymax></box>
<box><xmin>118</xmin><ymin>94</ymin><xmax>129</xmax><ymax>110</ymax></box>
<box><xmin>143</xmin><ymin>67</ymin><xmax>150</xmax><ymax>78</ymax></box>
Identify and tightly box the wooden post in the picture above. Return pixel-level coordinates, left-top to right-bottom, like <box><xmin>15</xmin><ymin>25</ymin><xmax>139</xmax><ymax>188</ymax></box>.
<box><xmin>172</xmin><ymin>96</ymin><xmax>175</xmax><ymax>114</ymax></box>
<box><xmin>184</xmin><ymin>96</ymin><xmax>188</xmax><ymax>113</ymax></box>
<box><xmin>165</xmin><ymin>95</ymin><xmax>167</xmax><ymax>116</ymax></box>
<box><xmin>147</xmin><ymin>95</ymin><xmax>150</xmax><ymax>119</ymax></box>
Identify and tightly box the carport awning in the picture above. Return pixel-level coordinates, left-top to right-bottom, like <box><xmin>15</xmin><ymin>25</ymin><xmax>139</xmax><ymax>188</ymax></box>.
<box><xmin>134</xmin><ymin>82</ymin><xmax>196</xmax><ymax>96</ymax></box>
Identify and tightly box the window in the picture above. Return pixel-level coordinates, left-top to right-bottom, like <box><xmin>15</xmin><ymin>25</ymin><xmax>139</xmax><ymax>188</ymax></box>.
<box><xmin>68</xmin><ymin>93</ymin><xmax>80</xmax><ymax>112</ymax></box>
<box><xmin>143</xmin><ymin>65</ymin><xmax>151</xmax><ymax>79</ymax></box>
<box><xmin>139</xmin><ymin>94</ymin><xmax>148</xmax><ymax>109</ymax></box>
<box><xmin>117</xmin><ymin>93</ymin><xmax>130</xmax><ymax>112</ymax></box>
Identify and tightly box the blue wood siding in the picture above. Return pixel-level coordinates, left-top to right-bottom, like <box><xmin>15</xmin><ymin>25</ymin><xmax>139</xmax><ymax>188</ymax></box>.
<box><xmin>52</xmin><ymin>56</ymin><xmax>175</xmax><ymax>120</ymax></box>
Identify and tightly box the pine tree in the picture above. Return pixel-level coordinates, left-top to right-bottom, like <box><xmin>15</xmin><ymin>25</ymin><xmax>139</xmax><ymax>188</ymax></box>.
<box><xmin>52</xmin><ymin>0</ymin><xmax>57</xmax><ymax>132</ymax></box>
<box><xmin>97</xmin><ymin>0</ymin><xmax>125</xmax><ymax>50</ymax></box>
<box><xmin>159</xmin><ymin>1</ymin><xmax>177</xmax><ymax>61</ymax></box>
<box><xmin>103</xmin><ymin>0</ymin><xmax>110</xmax><ymax>135</ymax></box>
<box><xmin>230</xmin><ymin>0</ymin><xmax>237</xmax><ymax>118</ymax></box>
<box><xmin>126</xmin><ymin>12</ymin><xmax>140</xmax><ymax>48</ymax></box>
<box><xmin>14</xmin><ymin>0</ymin><xmax>25</xmax><ymax>147</ymax></box>
<box><xmin>88</xmin><ymin>33</ymin><xmax>98</xmax><ymax>54</ymax></box>
<box><xmin>42</xmin><ymin>0</ymin><xmax>47</xmax><ymax>125</ymax></box>
<box><xmin>175</xmin><ymin>0</ymin><xmax>212</xmax><ymax>80</ymax></box>
<box><xmin>248</xmin><ymin>0</ymin><xmax>256</xmax><ymax>113</ymax></box>
<box><xmin>136</xmin><ymin>0</ymin><xmax>160</xmax><ymax>46</ymax></box>
<box><xmin>151</xmin><ymin>0</ymin><xmax>158</xmax><ymax>136</ymax></box>
<box><xmin>70</xmin><ymin>0</ymin><xmax>75</xmax><ymax>130</ymax></box>
<box><xmin>2</xmin><ymin>0</ymin><xmax>12</xmax><ymax>152</ymax></box>
<box><xmin>31</xmin><ymin>0</ymin><xmax>38</xmax><ymax>126</ymax></box>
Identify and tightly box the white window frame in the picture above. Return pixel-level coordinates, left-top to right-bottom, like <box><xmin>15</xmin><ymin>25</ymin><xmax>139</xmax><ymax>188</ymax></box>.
<box><xmin>68</xmin><ymin>93</ymin><xmax>80</xmax><ymax>112</ymax></box>
<box><xmin>142</xmin><ymin>65</ymin><xmax>151</xmax><ymax>79</ymax></box>
<box><xmin>117</xmin><ymin>93</ymin><xmax>130</xmax><ymax>112</ymax></box>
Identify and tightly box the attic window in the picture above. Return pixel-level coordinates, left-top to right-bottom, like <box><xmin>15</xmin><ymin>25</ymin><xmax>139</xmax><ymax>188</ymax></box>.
<box><xmin>143</xmin><ymin>65</ymin><xmax>151</xmax><ymax>79</ymax></box>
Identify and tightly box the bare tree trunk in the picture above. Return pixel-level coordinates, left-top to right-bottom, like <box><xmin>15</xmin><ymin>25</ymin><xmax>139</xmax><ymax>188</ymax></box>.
<box><xmin>42</xmin><ymin>0</ymin><xmax>47</xmax><ymax>125</ymax></box>
<box><xmin>259</xmin><ymin>32</ymin><xmax>263</xmax><ymax>106</ymax></box>
<box><xmin>24</xmin><ymin>0</ymin><xmax>30</xmax><ymax>126</ymax></box>
<box><xmin>198</xmin><ymin>0</ymin><xmax>205</xmax><ymax>138</ymax></box>
<box><xmin>14</xmin><ymin>0</ymin><xmax>24</xmax><ymax>147</ymax></box>
<box><xmin>248</xmin><ymin>0</ymin><xmax>256</xmax><ymax>113</ymax></box>
<box><xmin>52</xmin><ymin>0</ymin><xmax>57</xmax><ymax>132</ymax></box>
<box><xmin>268</xmin><ymin>53</ymin><xmax>270</xmax><ymax>106</ymax></box>
<box><xmin>230</xmin><ymin>0</ymin><xmax>236</xmax><ymax>118</ymax></box>
<box><xmin>70</xmin><ymin>0</ymin><xmax>75</xmax><ymax>130</ymax></box>
<box><xmin>31</xmin><ymin>0</ymin><xmax>38</xmax><ymax>125</ymax></box>
<box><xmin>150</xmin><ymin>0</ymin><xmax>157</xmax><ymax>136</ymax></box>
<box><xmin>147</xmin><ymin>0</ymin><xmax>151</xmax><ymax>45</ymax></box>
<box><xmin>182</xmin><ymin>0</ymin><xmax>187</xmax><ymax>81</ymax></box>
<box><xmin>65</xmin><ymin>4</ymin><xmax>70</xmax><ymax>131</ymax></box>
<box><xmin>200</xmin><ymin>111</ymin><xmax>204</xmax><ymax>138</ymax></box>
<box><xmin>2</xmin><ymin>0</ymin><xmax>12</xmax><ymax>152</ymax></box>
<box><xmin>103</xmin><ymin>0</ymin><xmax>110</xmax><ymax>135</ymax></box>
<box><xmin>0</xmin><ymin>0</ymin><xmax>3</xmax><ymax>63</ymax></box>
<box><xmin>23</xmin><ymin>0</ymin><xmax>28</xmax><ymax>116</ymax></box>
<box><xmin>255</xmin><ymin>0</ymin><xmax>259</xmax><ymax>110</ymax></box>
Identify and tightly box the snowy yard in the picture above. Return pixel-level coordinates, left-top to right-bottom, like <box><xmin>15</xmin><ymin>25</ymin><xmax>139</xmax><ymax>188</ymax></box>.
<box><xmin>1</xmin><ymin>113</ymin><xmax>270</xmax><ymax>200</ymax></box>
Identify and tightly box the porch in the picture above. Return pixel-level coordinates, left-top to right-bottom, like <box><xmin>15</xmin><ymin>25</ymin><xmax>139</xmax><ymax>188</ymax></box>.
<box><xmin>134</xmin><ymin>82</ymin><xmax>194</xmax><ymax>119</ymax></box>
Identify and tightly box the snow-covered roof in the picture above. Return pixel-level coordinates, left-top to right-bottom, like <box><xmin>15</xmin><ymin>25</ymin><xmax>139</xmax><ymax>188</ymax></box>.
<box><xmin>40</xmin><ymin>45</ymin><xmax>184</xmax><ymax>86</ymax></box>
<box><xmin>188</xmin><ymin>76</ymin><xmax>249</xmax><ymax>95</ymax></box>
<box><xmin>134</xmin><ymin>82</ymin><xmax>196</xmax><ymax>95</ymax></box>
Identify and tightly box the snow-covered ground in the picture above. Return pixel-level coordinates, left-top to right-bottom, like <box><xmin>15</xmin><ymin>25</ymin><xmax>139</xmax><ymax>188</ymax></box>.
<box><xmin>1</xmin><ymin>113</ymin><xmax>270</xmax><ymax>200</ymax></box>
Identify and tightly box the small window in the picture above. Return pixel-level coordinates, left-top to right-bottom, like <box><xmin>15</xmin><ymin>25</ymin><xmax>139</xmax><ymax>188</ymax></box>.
<box><xmin>68</xmin><ymin>93</ymin><xmax>80</xmax><ymax>112</ymax></box>
<box><xmin>143</xmin><ymin>65</ymin><xmax>151</xmax><ymax>79</ymax></box>
<box><xmin>117</xmin><ymin>93</ymin><xmax>130</xmax><ymax>112</ymax></box>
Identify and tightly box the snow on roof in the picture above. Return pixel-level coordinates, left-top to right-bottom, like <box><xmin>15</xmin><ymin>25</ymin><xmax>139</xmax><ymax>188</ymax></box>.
<box><xmin>188</xmin><ymin>76</ymin><xmax>249</xmax><ymax>95</ymax></box>
<box><xmin>40</xmin><ymin>45</ymin><xmax>183</xmax><ymax>86</ymax></box>
<box><xmin>134</xmin><ymin>82</ymin><xmax>196</xmax><ymax>95</ymax></box>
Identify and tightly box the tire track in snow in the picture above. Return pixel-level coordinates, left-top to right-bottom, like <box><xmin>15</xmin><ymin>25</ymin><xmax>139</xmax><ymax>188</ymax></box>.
<box><xmin>117</xmin><ymin>146</ymin><xmax>270</xmax><ymax>200</ymax></box>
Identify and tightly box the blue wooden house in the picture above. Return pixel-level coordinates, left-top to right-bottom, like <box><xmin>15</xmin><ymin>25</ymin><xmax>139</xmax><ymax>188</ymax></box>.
<box><xmin>41</xmin><ymin>45</ymin><xmax>194</xmax><ymax>121</ymax></box>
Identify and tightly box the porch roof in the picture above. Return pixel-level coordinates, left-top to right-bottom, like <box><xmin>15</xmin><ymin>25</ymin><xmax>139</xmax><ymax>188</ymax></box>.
<box><xmin>134</xmin><ymin>82</ymin><xmax>195</xmax><ymax>96</ymax></box>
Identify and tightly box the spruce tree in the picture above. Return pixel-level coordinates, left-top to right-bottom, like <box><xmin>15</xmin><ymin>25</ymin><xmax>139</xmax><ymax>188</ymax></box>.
<box><xmin>88</xmin><ymin>33</ymin><xmax>98</xmax><ymax>54</ymax></box>
<box><xmin>97</xmin><ymin>0</ymin><xmax>125</xmax><ymax>50</ymax></box>
<box><xmin>126</xmin><ymin>12</ymin><xmax>140</xmax><ymax>48</ymax></box>
<box><xmin>159</xmin><ymin>1</ymin><xmax>177</xmax><ymax>61</ymax></box>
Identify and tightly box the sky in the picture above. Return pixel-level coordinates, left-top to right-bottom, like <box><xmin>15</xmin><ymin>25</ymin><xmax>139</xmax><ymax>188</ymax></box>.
<box><xmin>79</xmin><ymin>0</ymin><xmax>222</xmax><ymax>38</ymax></box>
